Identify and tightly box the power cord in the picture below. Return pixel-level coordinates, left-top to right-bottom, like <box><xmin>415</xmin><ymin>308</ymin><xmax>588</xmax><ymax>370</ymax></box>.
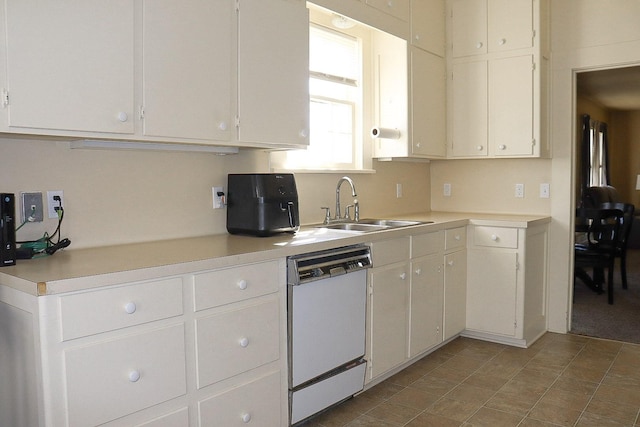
<box><xmin>16</xmin><ymin>196</ymin><xmax>71</xmax><ymax>258</ymax></box>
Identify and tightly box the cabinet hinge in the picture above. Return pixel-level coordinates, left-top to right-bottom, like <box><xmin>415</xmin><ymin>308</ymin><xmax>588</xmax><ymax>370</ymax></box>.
<box><xmin>1</xmin><ymin>89</ymin><xmax>8</xmax><ymax>108</ymax></box>
<box><xmin>138</xmin><ymin>106</ymin><xmax>145</xmax><ymax>120</ymax></box>
<box><xmin>235</xmin><ymin>115</ymin><xmax>240</xmax><ymax>128</ymax></box>
<box><xmin>368</xmin><ymin>284</ymin><xmax>374</xmax><ymax>295</ymax></box>
<box><xmin>532</xmin><ymin>138</ymin><xmax>536</xmax><ymax>147</ymax></box>
<box><xmin>532</xmin><ymin>62</ymin><xmax>536</xmax><ymax>71</ymax></box>
<box><xmin>532</xmin><ymin>29</ymin><xmax>536</xmax><ymax>40</ymax></box>
<box><xmin>235</xmin><ymin>0</ymin><xmax>240</xmax><ymax>12</ymax></box>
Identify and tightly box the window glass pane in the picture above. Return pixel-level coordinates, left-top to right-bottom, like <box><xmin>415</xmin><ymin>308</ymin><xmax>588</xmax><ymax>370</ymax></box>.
<box><xmin>309</xmin><ymin>25</ymin><xmax>359</xmax><ymax>81</ymax></box>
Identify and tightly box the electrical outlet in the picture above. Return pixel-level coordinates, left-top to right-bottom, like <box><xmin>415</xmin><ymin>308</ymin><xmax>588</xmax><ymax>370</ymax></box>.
<box><xmin>540</xmin><ymin>183</ymin><xmax>550</xmax><ymax>198</ymax></box>
<box><xmin>46</xmin><ymin>190</ymin><xmax>64</xmax><ymax>219</ymax></box>
<box><xmin>443</xmin><ymin>183</ymin><xmax>452</xmax><ymax>197</ymax></box>
<box><xmin>212</xmin><ymin>186</ymin><xmax>225</xmax><ymax>209</ymax></box>
<box><xmin>21</xmin><ymin>192</ymin><xmax>43</xmax><ymax>222</ymax></box>
<box><xmin>515</xmin><ymin>183</ymin><xmax>525</xmax><ymax>198</ymax></box>
<box><xmin>396</xmin><ymin>183</ymin><xmax>403</xmax><ymax>198</ymax></box>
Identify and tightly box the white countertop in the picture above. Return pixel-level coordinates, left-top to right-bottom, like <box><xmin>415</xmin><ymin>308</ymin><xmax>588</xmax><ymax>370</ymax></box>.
<box><xmin>0</xmin><ymin>211</ymin><xmax>550</xmax><ymax>296</ymax></box>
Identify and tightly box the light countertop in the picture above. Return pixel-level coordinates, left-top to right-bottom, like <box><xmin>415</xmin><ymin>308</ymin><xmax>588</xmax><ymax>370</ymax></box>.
<box><xmin>0</xmin><ymin>211</ymin><xmax>550</xmax><ymax>296</ymax></box>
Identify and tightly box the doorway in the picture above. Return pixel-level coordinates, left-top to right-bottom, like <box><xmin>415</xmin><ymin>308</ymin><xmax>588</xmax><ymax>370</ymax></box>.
<box><xmin>571</xmin><ymin>66</ymin><xmax>640</xmax><ymax>343</ymax></box>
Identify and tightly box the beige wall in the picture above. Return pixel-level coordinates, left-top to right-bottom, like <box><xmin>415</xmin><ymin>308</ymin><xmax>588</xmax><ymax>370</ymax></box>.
<box><xmin>610</xmin><ymin>110</ymin><xmax>640</xmax><ymax>207</ymax></box>
<box><xmin>430</xmin><ymin>159</ymin><xmax>551</xmax><ymax>214</ymax></box>
<box><xmin>1</xmin><ymin>138</ymin><xmax>429</xmax><ymax>249</ymax></box>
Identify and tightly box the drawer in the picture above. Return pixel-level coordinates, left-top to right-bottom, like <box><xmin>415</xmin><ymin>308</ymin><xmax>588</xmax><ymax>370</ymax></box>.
<box><xmin>137</xmin><ymin>407</ymin><xmax>189</xmax><ymax>427</ymax></box>
<box><xmin>445</xmin><ymin>227</ymin><xmax>466</xmax><ymax>251</ymax></box>
<box><xmin>65</xmin><ymin>324</ymin><xmax>187</xmax><ymax>427</ymax></box>
<box><xmin>412</xmin><ymin>230</ymin><xmax>444</xmax><ymax>258</ymax></box>
<box><xmin>193</xmin><ymin>260</ymin><xmax>280</xmax><ymax>311</ymax></box>
<box><xmin>60</xmin><ymin>277</ymin><xmax>183</xmax><ymax>341</ymax></box>
<box><xmin>473</xmin><ymin>226</ymin><xmax>518</xmax><ymax>249</ymax></box>
<box><xmin>198</xmin><ymin>371</ymin><xmax>281</xmax><ymax>427</ymax></box>
<box><xmin>196</xmin><ymin>297</ymin><xmax>280</xmax><ymax>388</ymax></box>
<box><xmin>371</xmin><ymin>236</ymin><xmax>410</xmax><ymax>267</ymax></box>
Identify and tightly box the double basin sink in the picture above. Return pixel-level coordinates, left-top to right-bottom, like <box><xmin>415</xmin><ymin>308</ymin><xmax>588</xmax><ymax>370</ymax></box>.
<box><xmin>316</xmin><ymin>219</ymin><xmax>432</xmax><ymax>233</ymax></box>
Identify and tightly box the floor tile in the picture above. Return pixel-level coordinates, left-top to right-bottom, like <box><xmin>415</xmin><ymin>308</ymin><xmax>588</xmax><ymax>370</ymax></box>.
<box><xmin>528</xmin><ymin>400</ymin><xmax>583</xmax><ymax>426</ymax></box>
<box><xmin>464</xmin><ymin>407</ymin><xmax>524</xmax><ymax>426</ymax></box>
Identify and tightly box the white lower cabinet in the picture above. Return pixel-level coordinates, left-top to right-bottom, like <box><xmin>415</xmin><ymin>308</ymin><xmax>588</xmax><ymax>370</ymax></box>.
<box><xmin>464</xmin><ymin>223</ymin><xmax>548</xmax><ymax>347</ymax></box>
<box><xmin>409</xmin><ymin>253</ymin><xmax>443</xmax><ymax>356</ymax></box>
<box><xmin>17</xmin><ymin>258</ymin><xmax>287</xmax><ymax>427</ymax></box>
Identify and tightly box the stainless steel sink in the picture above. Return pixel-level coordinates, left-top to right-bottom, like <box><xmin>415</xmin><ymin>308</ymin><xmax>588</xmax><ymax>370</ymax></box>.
<box><xmin>357</xmin><ymin>219</ymin><xmax>432</xmax><ymax>227</ymax></box>
<box><xmin>321</xmin><ymin>223</ymin><xmax>389</xmax><ymax>232</ymax></box>
<box><xmin>316</xmin><ymin>219</ymin><xmax>433</xmax><ymax>233</ymax></box>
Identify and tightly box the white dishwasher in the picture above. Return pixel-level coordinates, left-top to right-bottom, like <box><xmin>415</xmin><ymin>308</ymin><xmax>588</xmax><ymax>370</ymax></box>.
<box><xmin>287</xmin><ymin>244</ymin><xmax>371</xmax><ymax>425</ymax></box>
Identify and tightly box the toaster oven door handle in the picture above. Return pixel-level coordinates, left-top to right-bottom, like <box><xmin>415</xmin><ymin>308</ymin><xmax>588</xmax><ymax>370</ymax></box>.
<box><xmin>286</xmin><ymin>201</ymin><xmax>296</xmax><ymax>228</ymax></box>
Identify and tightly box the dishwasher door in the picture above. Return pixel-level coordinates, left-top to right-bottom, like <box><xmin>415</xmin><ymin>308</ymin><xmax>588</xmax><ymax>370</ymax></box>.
<box><xmin>290</xmin><ymin>269</ymin><xmax>367</xmax><ymax>388</ymax></box>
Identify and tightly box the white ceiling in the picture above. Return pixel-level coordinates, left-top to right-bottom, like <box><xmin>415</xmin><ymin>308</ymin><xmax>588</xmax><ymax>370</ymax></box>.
<box><xmin>577</xmin><ymin>66</ymin><xmax>640</xmax><ymax>111</ymax></box>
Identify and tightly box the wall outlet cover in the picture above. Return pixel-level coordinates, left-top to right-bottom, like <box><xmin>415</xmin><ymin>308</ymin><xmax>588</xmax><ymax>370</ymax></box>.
<box><xmin>21</xmin><ymin>192</ymin><xmax>43</xmax><ymax>222</ymax></box>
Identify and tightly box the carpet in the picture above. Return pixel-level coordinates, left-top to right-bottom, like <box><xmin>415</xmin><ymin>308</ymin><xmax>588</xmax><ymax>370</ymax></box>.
<box><xmin>571</xmin><ymin>249</ymin><xmax>640</xmax><ymax>344</ymax></box>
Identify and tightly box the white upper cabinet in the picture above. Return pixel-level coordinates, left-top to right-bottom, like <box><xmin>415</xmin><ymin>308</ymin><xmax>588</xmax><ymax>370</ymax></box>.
<box><xmin>237</xmin><ymin>0</ymin><xmax>310</xmax><ymax>148</ymax></box>
<box><xmin>450</xmin><ymin>60</ymin><xmax>488</xmax><ymax>157</ymax></box>
<box><xmin>451</xmin><ymin>0</ymin><xmax>487</xmax><ymax>58</ymax></box>
<box><xmin>451</xmin><ymin>0</ymin><xmax>533</xmax><ymax>58</ymax></box>
<box><xmin>411</xmin><ymin>0</ymin><xmax>445</xmax><ymax>57</ymax></box>
<box><xmin>366</xmin><ymin>0</ymin><xmax>410</xmax><ymax>22</ymax></box>
<box><xmin>4</xmin><ymin>0</ymin><xmax>135</xmax><ymax>134</ymax></box>
<box><xmin>141</xmin><ymin>0</ymin><xmax>233</xmax><ymax>142</ymax></box>
<box><xmin>488</xmin><ymin>0</ymin><xmax>533</xmax><ymax>54</ymax></box>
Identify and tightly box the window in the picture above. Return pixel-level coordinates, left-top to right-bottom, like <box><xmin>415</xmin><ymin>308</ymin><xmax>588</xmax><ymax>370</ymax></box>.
<box><xmin>580</xmin><ymin>115</ymin><xmax>609</xmax><ymax>190</ymax></box>
<box><xmin>271</xmin><ymin>8</ymin><xmax>372</xmax><ymax>172</ymax></box>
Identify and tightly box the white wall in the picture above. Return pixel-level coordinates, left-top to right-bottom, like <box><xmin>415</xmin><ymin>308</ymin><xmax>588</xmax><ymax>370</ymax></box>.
<box><xmin>549</xmin><ymin>0</ymin><xmax>640</xmax><ymax>332</ymax></box>
<box><xmin>1</xmin><ymin>138</ymin><xmax>429</xmax><ymax>249</ymax></box>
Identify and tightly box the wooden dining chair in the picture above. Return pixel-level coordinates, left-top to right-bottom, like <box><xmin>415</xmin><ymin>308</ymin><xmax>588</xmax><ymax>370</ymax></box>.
<box><xmin>601</xmin><ymin>202</ymin><xmax>635</xmax><ymax>289</ymax></box>
<box><xmin>575</xmin><ymin>208</ymin><xmax>624</xmax><ymax>304</ymax></box>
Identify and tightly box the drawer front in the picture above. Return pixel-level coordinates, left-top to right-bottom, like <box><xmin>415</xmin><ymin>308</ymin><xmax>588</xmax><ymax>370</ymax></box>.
<box><xmin>473</xmin><ymin>226</ymin><xmax>518</xmax><ymax>249</ymax></box>
<box><xmin>198</xmin><ymin>371</ymin><xmax>281</xmax><ymax>427</ymax></box>
<box><xmin>136</xmin><ymin>407</ymin><xmax>189</xmax><ymax>427</ymax></box>
<box><xmin>65</xmin><ymin>325</ymin><xmax>187</xmax><ymax>427</ymax></box>
<box><xmin>193</xmin><ymin>260</ymin><xmax>280</xmax><ymax>311</ymax></box>
<box><xmin>371</xmin><ymin>236</ymin><xmax>410</xmax><ymax>267</ymax></box>
<box><xmin>196</xmin><ymin>297</ymin><xmax>280</xmax><ymax>388</ymax></box>
<box><xmin>412</xmin><ymin>230</ymin><xmax>444</xmax><ymax>258</ymax></box>
<box><xmin>445</xmin><ymin>226</ymin><xmax>466</xmax><ymax>251</ymax></box>
<box><xmin>60</xmin><ymin>278</ymin><xmax>183</xmax><ymax>341</ymax></box>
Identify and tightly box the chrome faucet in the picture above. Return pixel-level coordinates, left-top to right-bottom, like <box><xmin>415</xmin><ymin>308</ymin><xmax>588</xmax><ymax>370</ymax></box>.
<box><xmin>335</xmin><ymin>176</ymin><xmax>359</xmax><ymax>222</ymax></box>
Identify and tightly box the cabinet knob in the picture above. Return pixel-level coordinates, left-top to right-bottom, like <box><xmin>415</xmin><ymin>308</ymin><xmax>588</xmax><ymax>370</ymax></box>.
<box><xmin>239</xmin><ymin>337</ymin><xmax>249</xmax><ymax>348</ymax></box>
<box><xmin>241</xmin><ymin>413</ymin><xmax>252</xmax><ymax>423</ymax></box>
<box><xmin>476</xmin><ymin>41</ymin><xmax>483</xmax><ymax>49</ymax></box>
<box><xmin>455</xmin><ymin>235</ymin><xmax>461</xmax><ymax>241</ymax></box>
<box><xmin>491</xmin><ymin>234</ymin><xmax>498</xmax><ymax>241</ymax></box>
<box><xmin>498</xmin><ymin>144</ymin><xmax>506</xmax><ymax>150</ymax></box>
<box><xmin>415</xmin><ymin>142</ymin><xmax>421</xmax><ymax>148</ymax></box>
<box><xmin>415</xmin><ymin>35</ymin><xmax>421</xmax><ymax>41</ymax></box>
<box><xmin>128</xmin><ymin>370</ymin><xmax>141</xmax><ymax>383</ymax></box>
<box><xmin>447</xmin><ymin>260</ymin><xmax>454</xmax><ymax>266</ymax></box>
<box><xmin>218</xmin><ymin>121</ymin><xmax>228</xmax><ymax>131</ymax></box>
<box><xmin>237</xmin><ymin>279</ymin><xmax>248</xmax><ymax>290</ymax></box>
<box><xmin>299</xmin><ymin>129</ymin><xmax>308</xmax><ymax>138</ymax></box>
<box><xmin>414</xmin><ymin>268</ymin><xmax>422</xmax><ymax>276</ymax></box>
<box><xmin>117</xmin><ymin>111</ymin><xmax>128</xmax><ymax>122</ymax></box>
<box><xmin>476</xmin><ymin>145</ymin><xmax>484</xmax><ymax>151</ymax></box>
<box><xmin>399</xmin><ymin>272</ymin><xmax>407</xmax><ymax>280</ymax></box>
<box><xmin>124</xmin><ymin>302</ymin><xmax>137</xmax><ymax>314</ymax></box>
<box><xmin>387</xmin><ymin>0</ymin><xmax>393</xmax><ymax>7</ymax></box>
<box><xmin>498</xmin><ymin>38</ymin><xmax>507</xmax><ymax>46</ymax></box>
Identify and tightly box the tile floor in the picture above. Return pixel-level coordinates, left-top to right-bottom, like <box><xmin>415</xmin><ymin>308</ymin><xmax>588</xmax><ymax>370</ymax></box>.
<box><xmin>299</xmin><ymin>333</ymin><xmax>640</xmax><ymax>426</ymax></box>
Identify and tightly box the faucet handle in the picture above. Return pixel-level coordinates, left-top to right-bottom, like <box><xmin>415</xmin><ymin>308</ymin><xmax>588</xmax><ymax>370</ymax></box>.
<box><xmin>353</xmin><ymin>199</ymin><xmax>359</xmax><ymax>222</ymax></box>
<box><xmin>345</xmin><ymin>205</ymin><xmax>354</xmax><ymax>220</ymax></box>
<box><xmin>321</xmin><ymin>207</ymin><xmax>331</xmax><ymax>224</ymax></box>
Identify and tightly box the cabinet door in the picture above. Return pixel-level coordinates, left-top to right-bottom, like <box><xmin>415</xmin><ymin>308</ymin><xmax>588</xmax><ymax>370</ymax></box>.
<box><xmin>369</xmin><ymin>263</ymin><xmax>409</xmax><ymax>379</ymax></box>
<box><xmin>409</xmin><ymin>254</ymin><xmax>443</xmax><ymax>357</ymax></box>
<box><xmin>366</xmin><ymin>0</ymin><xmax>410</xmax><ymax>21</ymax></box>
<box><xmin>411</xmin><ymin>0</ymin><xmax>445</xmax><ymax>57</ymax></box>
<box><xmin>450</xmin><ymin>60</ymin><xmax>487</xmax><ymax>157</ymax></box>
<box><xmin>488</xmin><ymin>0</ymin><xmax>533</xmax><ymax>53</ymax></box>
<box><xmin>411</xmin><ymin>48</ymin><xmax>446</xmax><ymax>158</ymax></box>
<box><xmin>489</xmin><ymin>55</ymin><xmax>534</xmax><ymax>156</ymax></box>
<box><xmin>238</xmin><ymin>0</ymin><xmax>309</xmax><ymax>147</ymax></box>
<box><xmin>142</xmin><ymin>0</ymin><xmax>232</xmax><ymax>141</ymax></box>
<box><xmin>5</xmin><ymin>0</ymin><xmax>134</xmax><ymax>134</ymax></box>
<box><xmin>451</xmin><ymin>0</ymin><xmax>487</xmax><ymax>57</ymax></box>
<box><xmin>444</xmin><ymin>249</ymin><xmax>466</xmax><ymax>340</ymax></box>
<box><xmin>466</xmin><ymin>249</ymin><xmax>517</xmax><ymax>336</ymax></box>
